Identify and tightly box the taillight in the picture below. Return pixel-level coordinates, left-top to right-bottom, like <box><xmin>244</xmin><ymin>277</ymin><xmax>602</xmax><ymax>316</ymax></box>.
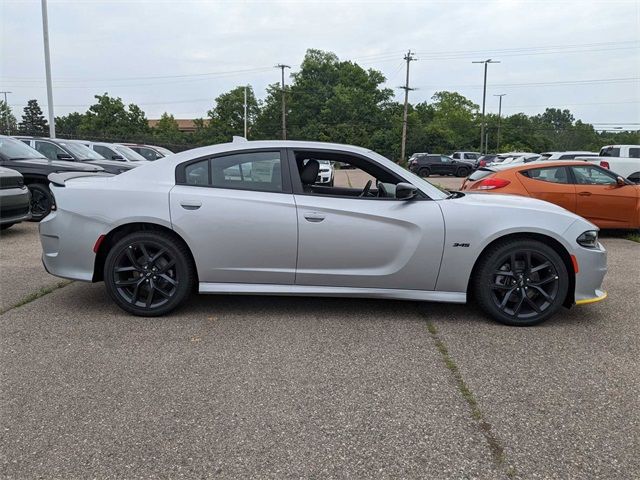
<box><xmin>599</xmin><ymin>160</ymin><xmax>610</xmax><ymax>169</ymax></box>
<box><xmin>479</xmin><ymin>160</ymin><xmax>486</xmax><ymax>167</ymax></box>
<box><xmin>474</xmin><ymin>178</ymin><xmax>511</xmax><ymax>190</ymax></box>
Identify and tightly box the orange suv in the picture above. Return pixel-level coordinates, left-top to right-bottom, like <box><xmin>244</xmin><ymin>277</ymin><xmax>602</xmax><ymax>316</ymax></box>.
<box><xmin>461</xmin><ymin>161</ymin><xmax>640</xmax><ymax>229</ymax></box>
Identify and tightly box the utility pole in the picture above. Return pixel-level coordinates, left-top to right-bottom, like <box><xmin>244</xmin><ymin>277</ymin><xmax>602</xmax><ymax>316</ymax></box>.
<box><xmin>399</xmin><ymin>50</ymin><xmax>416</xmax><ymax>164</ymax></box>
<box><xmin>0</xmin><ymin>91</ymin><xmax>12</xmax><ymax>133</ymax></box>
<box><xmin>494</xmin><ymin>93</ymin><xmax>506</xmax><ymax>151</ymax></box>
<box><xmin>275</xmin><ymin>64</ymin><xmax>290</xmax><ymax>140</ymax></box>
<box><xmin>472</xmin><ymin>59</ymin><xmax>499</xmax><ymax>154</ymax></box>
<box><xmin>243</xmin><ymin>85</ymin><xmax>248</xmax><ymax>138</ymax></box>
<box><xmin>41</xmin><ymin>0</ymin><xmax>55</xmax><ymax>138</ymax></box>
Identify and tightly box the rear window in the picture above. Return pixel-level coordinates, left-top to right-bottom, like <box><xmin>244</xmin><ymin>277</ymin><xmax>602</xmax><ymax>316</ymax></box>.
<box><xmin>629</xmin><ymin>148</ymin><xmax>640</xmax><ymax>158</ymax></box>
<box><xmin>468</xmin><ymin>168</ymin><xmax>495</xmax><ymax>182</ymax></box>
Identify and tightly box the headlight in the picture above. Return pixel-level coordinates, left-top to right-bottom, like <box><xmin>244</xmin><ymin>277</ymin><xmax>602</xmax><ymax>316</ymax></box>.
<box><xmin>577</xmin><ymin>230</ymin><xmax>598</xmax><ymax>248</ymax></box>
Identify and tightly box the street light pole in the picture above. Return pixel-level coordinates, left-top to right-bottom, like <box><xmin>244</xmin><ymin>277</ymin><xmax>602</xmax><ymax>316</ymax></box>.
<box><xmin>472</xmin><ymin>59</ymin><xmax>499</xmax><ymax>154</ymax></box>
<box><xmin>494</xmin><ymin>93</ymin><xmax>506</xmax><ymax>151</ymax></box>
<box><xmin>0</xmin><ymin>91</ymin><xmax>12</xmax><ymax>133</ymax></box>
<box><xmin>41</xmin><ymin>0</ymin><xmax>55</xmax><ymax>138</ymax></box>
<box><xmin>275</xmin><ymin>64</ymin><xmax>290</xmax><ymax>140</ymax></box>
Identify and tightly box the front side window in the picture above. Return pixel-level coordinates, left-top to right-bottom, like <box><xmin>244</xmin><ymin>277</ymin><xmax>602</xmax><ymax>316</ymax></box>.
<box><xmin>571</xmin><ymin>165</ymin><xmax>617</xmax><ymax>185</ymax></box>
<box><xmin>440</xmin><ymin>156</ymin><xmax>451</xmax><ymax>163</ymax></box>
<box><xmin>135</xmin><ymin>147</ymin><xmax>160</xmax><ymax>161</ymax></box>
<box><xmin>35</xmin><ymin>141</ymin><xmax>65</xmax><ymax>160</ymax></box>
<box><xmin>93</xmin><ymin>145</ymin><xmax>121</xmax><ymax>160</ymax></box>
<box><xmin>521</xmin><ymin>166</ymin><xmax>569</xmax><ymax>184</ymax></box>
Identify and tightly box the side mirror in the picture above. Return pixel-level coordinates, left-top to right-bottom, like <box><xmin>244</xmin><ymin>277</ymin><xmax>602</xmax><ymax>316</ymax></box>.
<box><xmin>396</xmin><ymin>182</ymin><xmax>418</xmax><ymax>200</ymax></box>
<box><xmin>616</xmin><ymin>176</ymin><xmax>626</xmax><ymax>186</ymax></box>
<box><xmin>56</xmin><ymin>153</ymin><xmax>74</xmax><ymax>160</ymax></box>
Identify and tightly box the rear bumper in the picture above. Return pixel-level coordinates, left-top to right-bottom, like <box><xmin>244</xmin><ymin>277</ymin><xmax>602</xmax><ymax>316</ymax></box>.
<box><xmin>39</xmin><ymin>207</ymin><xmax>105</xmax><ymax>281</ymax></box>
<box><xmin>0</xmin><ymin>187</ymin><xmax>31</xmax><ymax>225</ymax></box>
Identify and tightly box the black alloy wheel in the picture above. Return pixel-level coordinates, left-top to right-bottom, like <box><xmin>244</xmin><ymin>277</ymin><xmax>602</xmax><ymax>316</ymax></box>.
<box><xmin>104</xmin><ymin>232</ymin><xmax>194</xmax><ymax>316</ymax></box>
<box><xmin>474</xmin><ymin>239</ymin><xmax>568</xmax><ymax>326</ymax></box>
<box><xmin>28</xmin><ymin>183</ymin><xmax>53</xmax><ymax>221</ymax></box>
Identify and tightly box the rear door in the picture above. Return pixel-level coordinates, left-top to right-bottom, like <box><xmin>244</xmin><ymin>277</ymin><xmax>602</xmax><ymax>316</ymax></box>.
<box><xmin>519</xmin><ymin>165</ymin><xmax>576</xmax><ymax>212</ymax></box>
<box><xmin>569</xmin><ymin>165</ymin><xmax>637</xmax><ymax>228</ymax></box>
<box><xmin>170</xmin><ymin>149</ymin><xmax>298</xmax><ymax>284</ymax></box>
<box><xmin>289</xmin><ymin>148</ymin><xmax>445</xmax><ymax>291</ymax></box>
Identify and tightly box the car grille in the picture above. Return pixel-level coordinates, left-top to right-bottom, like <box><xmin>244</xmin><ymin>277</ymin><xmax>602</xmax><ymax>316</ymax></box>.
<box><xmin>0</xmin><ymin>176</ymin><xmax>24</xmax><ymax>190</ymax></box>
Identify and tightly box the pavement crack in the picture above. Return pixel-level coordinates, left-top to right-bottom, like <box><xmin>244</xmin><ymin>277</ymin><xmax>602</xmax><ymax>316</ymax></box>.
<box><xmin>426</xmin><ymin>321</ymin><xmax>516</xmax><ymax>478</ymax></box>
<box><xmin>0</xmin><ymin>280</ymin><xmax>73</xmax><ymax>316</ymax></box>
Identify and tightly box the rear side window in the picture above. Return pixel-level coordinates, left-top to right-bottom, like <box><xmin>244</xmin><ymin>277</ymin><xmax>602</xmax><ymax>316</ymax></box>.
<box><xmin>452</xmin><ymin>153</ymin><xmax>460</xmax><ymax>159</ymax></box>
<box><xmin>629</xmin><ymin>148</ymin><xmax>640</xmax><ymax>158</ymax></box>
<box><xmin>178</xmin><ymin>151</ymin><xmax>284</xmax><ymax>193</ymax></box>
<box><xmin>468</xmin><ymin>168</ymin><xmax>495</xmax><ymax>181</ymax></box>
<box><xmin>521</xmin><ymin>166</ymin><xmax>569</xmax><ymax>184</ymax></box>
<box><xmin>600</xmin><ymin>147</ymin><xmax>620</xmax><ymax>157</ymax></box>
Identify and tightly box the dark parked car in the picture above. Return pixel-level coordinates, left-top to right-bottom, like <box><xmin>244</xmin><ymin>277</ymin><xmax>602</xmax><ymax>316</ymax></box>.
<box><xmin>0</xmin><ymin>136</ymin><xmax>104</xmax><ymax>221</ymax></box>
<box><xmin>122</xmin><ymin>143</ymin><xmax>174</xmax><ymax>161</ymax></box>
<box><xmin>17</xmin><ymin>137</ymin><xmax>137</xmax><ymax>174</ymax></box>
<box><xmin>408</xmin><ymin>154</ymin><xmax>472</xmax><ymax>177</ymax></box>
<box><xmin>0</xmin><ymin>167</ymin><xmax>31</xmax><ymax>230</ymax></box>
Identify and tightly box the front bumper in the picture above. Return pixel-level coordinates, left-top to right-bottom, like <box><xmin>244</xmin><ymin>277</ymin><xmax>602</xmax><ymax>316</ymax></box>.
<box><xmin>0</xmin><ymin>186</ymin><xmax>31</xmax><ymax>225</ymax></box>
<box><xmin>572</xmin><ymin>241</ymin><xmax>608</xmax><ymax>305</ymax></box>
<box><xmin>315</xmin><ymin>172</ymin><xmax>333</xmax><ymax>184</ymax></box>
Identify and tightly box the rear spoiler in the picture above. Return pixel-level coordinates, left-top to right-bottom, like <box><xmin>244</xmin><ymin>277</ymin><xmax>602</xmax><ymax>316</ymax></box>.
<box><xmin>48</xmin><ymin>171</ymin><xmax>114</xmax><ymax>187</ymax></box>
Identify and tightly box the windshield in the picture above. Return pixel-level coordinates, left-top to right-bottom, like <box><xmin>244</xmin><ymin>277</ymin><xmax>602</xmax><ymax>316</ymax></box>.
<box><xmin>155</xmin><ymin>146</ymin><xmax>174</xmax><ymax>156</ymax></box>
<box><xmin>366</xmin><ymin>150</ymin><xmax>448</xmax><ymax>200</ymax></box>
<box><xmin>59</xmin><ymin>141</ymin><xmax>105</xmax><ymax>160</ymax></box>
<box><xmin>115</xmin><ymin>145</ymin><xmax>147</xmax><ymax>161</ymax></box>
<box><xmin>0</xmin><ymin>136</ymin><xmax>47</xmax><ymax>160</ymax></box>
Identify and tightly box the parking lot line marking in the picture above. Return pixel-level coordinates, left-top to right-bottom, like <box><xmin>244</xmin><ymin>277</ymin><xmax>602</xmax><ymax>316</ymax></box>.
<box><xmin>426</xmin><ymin>321</ymin><xmax>516</xmax><ymax>478</ymax></box>
<box><xmin>0</xmin><ymin>280</ymin><xmax>72</xmax><ymax>316</ymax></box>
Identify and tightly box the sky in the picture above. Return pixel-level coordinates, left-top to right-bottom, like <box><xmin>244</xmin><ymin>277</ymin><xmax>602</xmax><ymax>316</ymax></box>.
<box><xmin>1</xmin><ymin>0</ymin><xmax>639</xmax><ymax>131</ymax></box>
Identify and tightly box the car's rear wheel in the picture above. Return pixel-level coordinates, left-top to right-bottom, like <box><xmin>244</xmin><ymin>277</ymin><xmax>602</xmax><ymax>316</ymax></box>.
<box><xmin>418</xmin><ymin>167</ymin><xmax>430</xmax><ymax>177</ymax></box>
<box><xmin>28</xmin><ymin>183</ymin><xmax>54</xmax><ymax>222</ymax></box>
<box><xmin>104</xmin><ymin>231</ymin><xmax>195</xmax><ymax>316</ymax></box>
<box><xmin>473</xmin><ymin>239</ymin><xmax>568</xmax><ymax>326</ymax></box>
<box><xmin>456</xmin><ymin>167</ymin><xmax>470</xmax><ymax>177</ymax></box>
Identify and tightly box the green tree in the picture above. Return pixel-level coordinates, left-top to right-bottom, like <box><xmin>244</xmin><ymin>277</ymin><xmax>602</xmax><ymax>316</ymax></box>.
<box><xmin>152</xmin><ymin>112</ymin><xmax>183</xmax><ymax>145</ymax></box>
<box><xmin>19</xmin><ymin>99</ymin><xmax>48</xmax><ymax>135</ymax></box>
<box><xmin>78</xmin><ymin>94</ymin><xmax>150</xmax><ymax>140</ymax></box>
<box><xmin>0</xmin><ymin>100</ymin><xmax>17</xmax><ymax>135</ymax></box>
<box><xmin>55</xmin><ymin>112</ymin><xmax>85</xmax><ymax>138</ymax></box>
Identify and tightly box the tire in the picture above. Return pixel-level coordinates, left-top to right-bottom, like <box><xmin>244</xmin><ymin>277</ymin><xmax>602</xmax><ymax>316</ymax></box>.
<box><xmin>418</xmin><ymin>168</ymin><xmax>430</xmax><ymax>177</ymax></box>
<box><xmin>28</xmin><ymin>183</ymin><xmax>54</xmax><ymax>222</ymax></box>
<box><xmin>329</xmin><ymin>178</ymin><xmax>334</xmax><ymax>187</ymax></box>
<box><xmin>473</xmin><ymin>239</ymin><xmax>568</xmax><ymax>326</ymax></box>
<box><xmin>104</xmin><ymin>231</ymin><xmax>195</xmax><ymax>316</ymax></box>
<box><xmin>456</xmin><ymin>167</ymin><xmax>470</xmax><ymax>177</ymax></box>
<box><xmin>1</xmin><ymin>223</ymin><xmax>14</xmax><ymax>231</ymax></box>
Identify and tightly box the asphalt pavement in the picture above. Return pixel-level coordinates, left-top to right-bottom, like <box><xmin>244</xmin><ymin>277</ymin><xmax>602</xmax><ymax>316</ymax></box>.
<box><xmin>0</xmin><ymin>214</ymin><xmax>638</xmax><ymax>479</ymax></box>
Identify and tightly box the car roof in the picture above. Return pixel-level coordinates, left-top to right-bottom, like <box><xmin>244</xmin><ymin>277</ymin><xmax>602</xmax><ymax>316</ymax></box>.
<box><xmin>491</xmin><ymin>160</ymin><xmax>598</xmax><ymax>172</ymax></box>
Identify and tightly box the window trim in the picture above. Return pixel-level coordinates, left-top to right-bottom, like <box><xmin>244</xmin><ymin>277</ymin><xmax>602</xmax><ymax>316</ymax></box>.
<box><xmin>285</xmin><ymin>147</ymin><xmax>429</xmax><ymax>201</ymax></box>
<box><xmin>175</xmin><ymin>148</ymin><xmax>292</xmax><ymax>194</ymax></box>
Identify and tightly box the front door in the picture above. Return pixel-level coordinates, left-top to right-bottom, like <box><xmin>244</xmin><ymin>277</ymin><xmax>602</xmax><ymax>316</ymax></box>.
<box><xmin>289</xmin><ymin>148</ymin><xmax>445</xmax><ymax>291</ymax></box>
<box><xmin>570</xmin><ymin>165</ymin><xmax>636</xmax><ymax>228</ymax></box>
<box><xmin>170</xmin><ymin>149</ymin><xmax>298</xmax><ymax>284</ymax></box>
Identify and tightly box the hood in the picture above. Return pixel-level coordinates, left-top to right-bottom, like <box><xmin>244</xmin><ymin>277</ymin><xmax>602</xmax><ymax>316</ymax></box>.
<box><xmin>11</xmin><ymin>158</ymin><xmax>103</xmax><ymax>172</ymax></box>
<box><xmin>449</xmin><ymin>191</ymin><xmax>575</xmax><ymax>215</ymax></box>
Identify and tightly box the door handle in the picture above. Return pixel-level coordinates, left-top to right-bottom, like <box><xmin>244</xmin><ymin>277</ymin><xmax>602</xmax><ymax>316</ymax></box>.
<box><xmin>303</xmin><ymin>211</ymin><xmax>326</xmax><ymax>222</ymax></box>
<box><xmin>180</xmin><ymin>201</ymin><xmax>202</xmax><ymax>210</ymax></box>
<box><xmin>578</xmin><ymin>191</ymin><xmax>592</xmax><ymax>196</ymax></box>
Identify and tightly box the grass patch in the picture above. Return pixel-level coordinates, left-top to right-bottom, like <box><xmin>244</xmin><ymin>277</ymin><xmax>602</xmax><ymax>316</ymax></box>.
<box><xmin>1</xmin><ymin>280</ymin><xmax>72</xmax><ymax>315</ymax></box>
<box><xmin>625</xmin><ymin>233</ymin><xmax>640</xmax><ymax>243</ymax></box>
<box><xmin>426</xmin><ymin>321</ymin><xmax>514</xmax><ymax>474</ymax></box>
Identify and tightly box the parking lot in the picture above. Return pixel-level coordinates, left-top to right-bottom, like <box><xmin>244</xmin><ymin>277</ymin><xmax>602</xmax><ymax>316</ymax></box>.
<box><xmin>1</xmin><ymin>182</ymin><xmax>638</xmax><ymax>479</ymax></box>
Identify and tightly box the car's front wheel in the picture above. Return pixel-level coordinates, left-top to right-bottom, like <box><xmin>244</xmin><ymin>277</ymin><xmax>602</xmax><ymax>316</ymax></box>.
<box><xmin>28</xmin><ymin>183</ymin><xmax>54</xmax><ymax>221</ymax></box>
<box><xmin>456</xmin><ymin>167</ymin><xmax>470</xmax><ymax>177</ymax></box>
<box><xmin>104</xmin><ymin>231</ymin><xmax>195</xmax><ymax>316</ymax></box>
<box><xmin>473</xmin><ymin>239</ymin><xmax>568</xmax><ymax>326</ymax></box>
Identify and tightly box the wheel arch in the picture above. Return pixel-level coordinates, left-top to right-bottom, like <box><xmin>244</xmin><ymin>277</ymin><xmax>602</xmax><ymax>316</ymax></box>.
<box><xmin>466</xmin><ymin>232</ymin><xmax>575</xmax><ymax>307</ymax></box>
<box><xmin>92</xmin><ymin>222</ymin><xmax>199</xmax><ymax>286</ymax></box>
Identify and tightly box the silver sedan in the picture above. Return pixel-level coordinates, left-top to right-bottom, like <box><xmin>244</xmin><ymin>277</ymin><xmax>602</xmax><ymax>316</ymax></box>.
<box><xmin>39</xmin><ymin>140</ymin><xmax>607</xmax><ymax>326</ymax></box>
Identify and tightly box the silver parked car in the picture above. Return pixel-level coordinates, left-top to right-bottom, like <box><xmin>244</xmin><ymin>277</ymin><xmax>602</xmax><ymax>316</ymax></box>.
<box><xmin>39</xmin><ymin>140</ymin><xmax>607</xmax><ymax>326</ymax></box>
